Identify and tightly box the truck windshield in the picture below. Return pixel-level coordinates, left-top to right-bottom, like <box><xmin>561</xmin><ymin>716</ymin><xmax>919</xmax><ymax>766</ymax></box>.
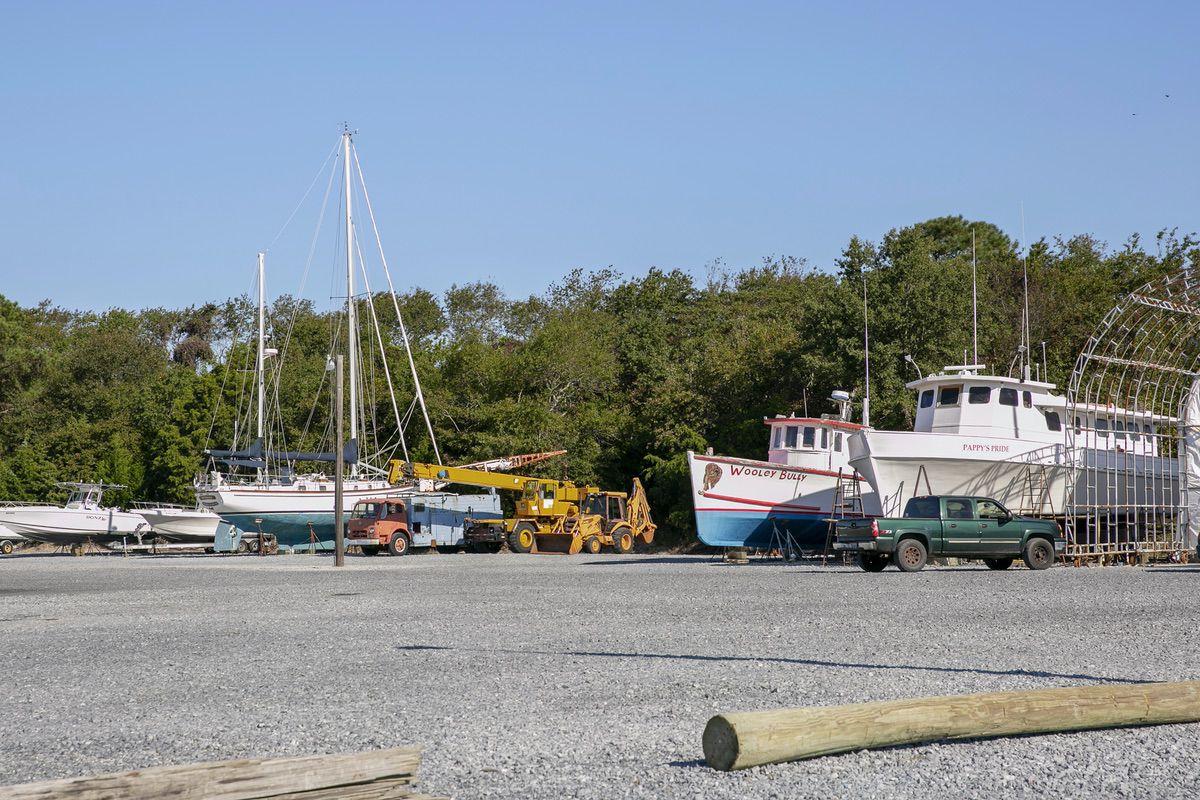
<box><xmin>902</xmin><ymin>497</ymin><xmax>940</xmax><ymax>518</ymax></box>
<box><xmin>351</xmin><ymin>503</ymin><xmax>380</xmax><ymax>519</ymax></box>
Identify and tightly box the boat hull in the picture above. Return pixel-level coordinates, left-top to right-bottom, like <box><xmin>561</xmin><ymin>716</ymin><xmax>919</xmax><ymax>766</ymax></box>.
<box><xmin>0</xmin><ymin>508</ymin><xmax>149</xmax><ymax>545</ymax></box>
<box><xmin>139</xmin><ymin>509</ymin><xmax>224</xmax><ymax>543</ymax></box>
<box><xmin>686</xmin><ymin>451</ymin><xmax>879</xmax><ymax>550</ymax></box>
<box><xmin>848</xmin><ymin>430</ymin><xmax>1178</xmax><ymax>517</ymax></box>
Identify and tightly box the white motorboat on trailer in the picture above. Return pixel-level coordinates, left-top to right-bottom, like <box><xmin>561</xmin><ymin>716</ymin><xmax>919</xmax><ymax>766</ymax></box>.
<box><xmin>687</xmin><ymin>391</ymin><xmax>881</xmax><ymax>551</ymax></box>
<box><xmin>847</xmin><ymin>365</ymin><xmax>1178</xmax><ymax>517</ymax></box>
<box><xmin>0</xmin><ymin>484</ymin><xmax>150</xmax><ymax>549</ymax></box>
<box><xmin>135</xmin><ymin>503</ymin><xmax>225</xmax><ymax>544</ymax></box>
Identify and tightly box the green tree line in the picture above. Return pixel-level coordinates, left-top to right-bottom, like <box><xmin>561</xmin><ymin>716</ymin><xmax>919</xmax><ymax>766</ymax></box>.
<box><xmin>2</xmin><ymin>216</ymin><xmax>1196</xmax><ymax>544</ymax></box>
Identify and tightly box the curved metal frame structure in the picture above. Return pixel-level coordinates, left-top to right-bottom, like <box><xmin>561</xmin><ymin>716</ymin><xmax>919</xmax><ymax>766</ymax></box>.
<box><xmin>1065</xmin><ymin>269</ymin><xmax>1200</xmax><ymax>561</ymax></box>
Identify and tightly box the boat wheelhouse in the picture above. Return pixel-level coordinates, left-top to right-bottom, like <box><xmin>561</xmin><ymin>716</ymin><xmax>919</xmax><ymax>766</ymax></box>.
<box><xmin>848</xmin><ymin>365</ymin><xmax>1178</xmax><ymax>518</ymax></box>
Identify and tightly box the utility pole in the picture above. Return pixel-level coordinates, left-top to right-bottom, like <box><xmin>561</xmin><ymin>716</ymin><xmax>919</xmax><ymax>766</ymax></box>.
<box><xmin>334</xmin><ymin>355</ymin><xmax>345</xmax><ymax>568</ymax></box>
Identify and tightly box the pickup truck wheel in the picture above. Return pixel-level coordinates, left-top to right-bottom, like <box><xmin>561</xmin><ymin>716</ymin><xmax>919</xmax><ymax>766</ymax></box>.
<box><xmin>1022</xmin><ymin>537</ymin><xmax>1054</xmax><ymax>570</ymax></box>
<box><xmin>983</xmin><ymin>557</ymin><xmax>1013</xmax><ymax>570</ymax></box>
<box><xmin>858</xmin><ymin>553</ymin><xmax>887</xmax><ymax>572</ymax></box>
<box><xmin>387</xmin><ymin>533</ymin><xmax>410</xmax><ymax>557</ymax></box>
<box><xmin>360</xmin><ymin>545</ymin><xmax>381</xmax><ymax>556</ymax></box>
<box><xmin>894</xmin><ymin>538</ymin><xmax>928</xmax><ymax>572</ymax></box>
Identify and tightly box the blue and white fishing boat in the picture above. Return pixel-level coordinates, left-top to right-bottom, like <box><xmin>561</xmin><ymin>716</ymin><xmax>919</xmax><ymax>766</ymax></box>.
<box><xmin>686</xmin><ymin>392</ymin><xmax>880</xmax><ymax>551</ymax></box>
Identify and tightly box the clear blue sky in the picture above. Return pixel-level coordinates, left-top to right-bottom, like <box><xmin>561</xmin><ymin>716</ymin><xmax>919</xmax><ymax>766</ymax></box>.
<box><xmin>2</xmin><ymin>1</ymin><xmax>1196</xmax><ymax>312</ymax></box>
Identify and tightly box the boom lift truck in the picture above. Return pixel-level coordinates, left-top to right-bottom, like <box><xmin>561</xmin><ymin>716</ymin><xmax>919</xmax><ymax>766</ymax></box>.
<box><xmin>386</xmin><ymin>460</ymin><xmax>656</xmax><ymax>555</ymax></box>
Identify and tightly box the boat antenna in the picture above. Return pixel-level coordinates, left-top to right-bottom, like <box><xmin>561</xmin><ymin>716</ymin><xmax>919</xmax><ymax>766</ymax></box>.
<box><xmin>971</xmin><ymin>226</ymin><xmax>979</xmax><ymax>365</ymax></box>
<box><xmin>862</xmin><ymin>269</ymin><xmax>871</xmax><ymax>427</ymax></box>
<box><xmin>1020</xmin><ymin>203</ymin><xmax>1031</xmax><ymax>382</ymax></box>
<box><xmin>342</xmin><ymin>124</ymin><xmax>359</xmax><ymax>476</ymax></box>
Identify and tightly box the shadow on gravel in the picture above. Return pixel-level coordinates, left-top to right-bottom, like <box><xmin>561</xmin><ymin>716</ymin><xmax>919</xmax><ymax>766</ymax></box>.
<box><xmin>398</xmin><ymin>644</ymin><xmax>1147</xmax><ymax>685</ymax></box>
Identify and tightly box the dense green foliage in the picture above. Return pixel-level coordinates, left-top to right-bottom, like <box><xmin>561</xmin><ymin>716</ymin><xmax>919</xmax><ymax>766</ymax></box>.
<box><xmin>3</xmin><ymin>217</ymin><xmax>1197</xmax><ymax>544</ymax></box>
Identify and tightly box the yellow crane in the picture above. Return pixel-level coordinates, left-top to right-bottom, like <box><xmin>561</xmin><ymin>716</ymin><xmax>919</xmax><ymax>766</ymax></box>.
<box><xmin>387</xmin><ymin>459</ymin><xmax>656</xmax><ymax>555</ymax></box>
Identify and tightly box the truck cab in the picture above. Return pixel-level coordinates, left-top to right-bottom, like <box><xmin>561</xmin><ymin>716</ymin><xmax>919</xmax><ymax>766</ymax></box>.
<box><xmin>834</xmin><ymin>495</ymin><xmax>1064</xmax><ymax>572</ymax></box>
<box><xmin>346</xmin><ymin>498</ymin><xmax>411</xmax><ymax>556</ymax></box>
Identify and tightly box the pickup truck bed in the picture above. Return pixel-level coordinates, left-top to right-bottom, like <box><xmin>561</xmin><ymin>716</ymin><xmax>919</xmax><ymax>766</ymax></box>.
<box><xmin>834</xmin><ymin>495</ymin><xmax>1064</xmax><ymax>572</ymax></box>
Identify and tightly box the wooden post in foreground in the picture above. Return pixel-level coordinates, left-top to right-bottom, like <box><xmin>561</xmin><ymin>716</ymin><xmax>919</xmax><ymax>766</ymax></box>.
<box><xmin>0</xmin><ymin>746</ymin><xmax>429</xmax><ymax>800</ymax></box>
<box><xmin>703</xmin><ymin>680</ymin><xmax>1200</xmax><ymax>771</ymax></box>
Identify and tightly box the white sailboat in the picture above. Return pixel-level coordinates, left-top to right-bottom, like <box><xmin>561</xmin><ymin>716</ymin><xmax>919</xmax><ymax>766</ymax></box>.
<box><xmin>0</xmin><ymin>484</ymin><xmax>150</xmax><ymax>549</ymax></box>
<box><xmin>196</xmin><ymin>129</ymin><xmax>500</xmax><ymax>547</ymax></box>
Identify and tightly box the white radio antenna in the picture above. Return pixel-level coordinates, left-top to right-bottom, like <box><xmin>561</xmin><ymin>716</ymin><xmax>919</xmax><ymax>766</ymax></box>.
<box><xmin>971</xmin><ymin>227</ymin><xmax>979</xmax><ymax>365</ymax></box>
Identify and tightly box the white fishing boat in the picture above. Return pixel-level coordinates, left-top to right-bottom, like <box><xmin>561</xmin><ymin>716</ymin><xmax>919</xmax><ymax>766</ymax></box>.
<box><xmin>686</xmin><ymin>391</ymin><xmax>881</xmax><ymax>550</ymax></box>
<box><xmin>0</xmin><ymin>484</ymin><xmax>150</xmax><ymax>548</ymax></box>
<box><xmin>135</xmin><ymin>503</ymin><xmax>226</xmax><ymax>544</ymax></box>
<box><xmin>196</xmin><ymin>128</ymin><xmax>500</xmax><ymax>547</ymax></box>
<box><xmin>847</xmin><ymin>364</ymin><xmax>1179</xmax><ymax>517</ymax></box>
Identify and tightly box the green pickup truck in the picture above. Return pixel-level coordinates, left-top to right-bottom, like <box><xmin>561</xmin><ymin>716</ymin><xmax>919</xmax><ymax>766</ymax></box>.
<box><xmin>834</xmin><ymin>495</ymin><xmax>1064</xmax><ymax>573</ymax></box>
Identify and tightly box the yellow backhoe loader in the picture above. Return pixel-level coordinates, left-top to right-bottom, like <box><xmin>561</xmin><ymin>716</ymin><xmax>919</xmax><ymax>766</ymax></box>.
<box><xmin>387</xmin><ymin>460</ymin><xmax>656</xmax><ymax>554</ymax></box>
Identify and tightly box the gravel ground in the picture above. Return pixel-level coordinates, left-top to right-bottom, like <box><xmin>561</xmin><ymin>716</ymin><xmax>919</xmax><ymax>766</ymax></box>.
<box><xmin>0</xmin><ymin>552</ymin><xmax>1198</xmax><ymax>798</ymax></box>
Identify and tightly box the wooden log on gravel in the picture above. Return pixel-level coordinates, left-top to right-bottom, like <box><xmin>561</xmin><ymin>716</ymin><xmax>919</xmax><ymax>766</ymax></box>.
<box><xmin>0</xmin><ymin>746</ymin><xmax>439</xmax><ymax>800</ymax></box>
<box><xmin>703</xmin><ymin>680</ymin><xmax>1200</xmax><ymax>771</ymax></box>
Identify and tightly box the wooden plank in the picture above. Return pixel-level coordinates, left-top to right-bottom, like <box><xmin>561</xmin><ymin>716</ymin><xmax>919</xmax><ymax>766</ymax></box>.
<box><xmin>0</xmin><ymin>747</ymin><xmax>421</xmax><ymax>800</ymax></box>
<box><xmin>703</xmin><ymin>680</ymin><xmax>1200</xmax><ymax>770</ymax></box>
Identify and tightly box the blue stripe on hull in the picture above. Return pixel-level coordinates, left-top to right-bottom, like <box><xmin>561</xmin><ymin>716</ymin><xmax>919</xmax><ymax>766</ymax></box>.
<box><xmin>696</xmin><ymin>510</ymin><xmax>830</xmax><ymax>550</ymax></box>
<box><xmin>219</xmin><ymin>513</ymin><xmax>340</xmax><ymax>547</ymax></box>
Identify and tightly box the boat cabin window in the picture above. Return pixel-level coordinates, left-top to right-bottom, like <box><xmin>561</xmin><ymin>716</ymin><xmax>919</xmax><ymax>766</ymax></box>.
<box><xmin>1129</xmin><ymin>424</ymin><xmax>1140</xmax><ymax>442</ymax></box>
<box><xmin>1045</xmin><ymin>411</ymin><xmax>1062</xmax><ymax>432</ymax></box>
<box><xmin>820</xmin><ymin>428</ymin><xmax>829</xmax><ymax>449</ymax></box>
<box><xmin>834</xmin><ymin>431</ymin><xmax>843</xmax><ymax>452</ymax></box>
<box><xmin>785</xmin><ymin>426</ymin><xmax>798</xmax><ymax>448</ymax></box>
<box><xmin>919</xmin><ymin>389</ymin><xmax>934</xmax><ymax>408</ymax></box>
<box><xmin>938</xmin><ymin>386</ymin><xmax>961</xmax><ymax>406</ymax></box>
<box><xmin>968</xmin><ymin>386</ymin><xmax>991</xmax><ymax>404</ymax></box>
<box><xmin>1023</xmin><ymin>391</ymin><xmax>1032</xmax><ymax>408</ymax></box>
<box><xmin>411</xmin><ymin>502</ymin><xmax>425</xmax><ymax>514</ymax></box>
<box><xmin>1114</xmin><ymin>421</ymin><xmax>1126</xmax><ymax>440</ymax></box>
<box><xmin>1074</xmin><ymin>416</ymin><xmax>1082</xmax><ymax>434</ymax></box>
<box><xmin>802</xmin><ymin>427</ymin><xmax>815</xmax><ymax>448</ymax></box>
<box><xmin>999</xmin><ymin>388</ymin><xmax>1018</xmax><ymax>406</ymax></box>
<box><xmin>772</xmin><ymin>427</ymin><xmax>782</xmax><ymax>448</ymax></box>
<box><xmin>1096</xmin><ymin>418</ymin><xmax>1109</xmax><ymax>437</ymax></box>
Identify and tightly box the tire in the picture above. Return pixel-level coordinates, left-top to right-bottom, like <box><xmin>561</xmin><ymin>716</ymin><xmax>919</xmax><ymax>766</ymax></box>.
<box><xmin>858</xmin><ymin>552</ymin><xmax>887</xmax><ymax>572</ymax></box>
<box><xmin>360</xmin><ymin>545</ymin><xmax>381</xmax><ymax>556</ymax></box>
<box><xmin>235</xmin><ymin>540</ymin><xmax>249</xmax><ymax>554</ymax></box>
<box><xmin>508</xmin><ymin>522</ymin><xmax>537</xmax><ymax>554</ymax></box>
<box><xmin>894</xmin><ymin>538</ymin><xmax>927</xmax><ymax>572</ymax></box>
<box><xmin>983</xmin><ymin>557</ymin><xmax>1013</xmax><ymax>570</ymax></box>
<box><xmin>584</xmin><ymin>535</ymin><xmax>602</xmax><ymax>555</ymax></box>
<box><xmin>0</xmin><ymin>540</ymin><xmax>14</xmax><ymax>556</ymax></box>
<box><xmin>387</xmin><ymin>533</ymin><xmax>410</xmax><ymax>557</ymax></box>
<box><xmin>610</xmin><ymin>526</ymin><xmax>634</xmax><ymax>554</ymax></box>
<box><xmin>1022</xmin><ymin>537</ymin><xmax>1054</xmax><ymax>570</ymax></box>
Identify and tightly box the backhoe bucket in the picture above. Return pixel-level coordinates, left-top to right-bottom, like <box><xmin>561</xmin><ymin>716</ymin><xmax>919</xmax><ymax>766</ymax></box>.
<box><xmin>533</xmin><ymin>530</ymin><xmax>582</xmax><ymax>555</ymax></box>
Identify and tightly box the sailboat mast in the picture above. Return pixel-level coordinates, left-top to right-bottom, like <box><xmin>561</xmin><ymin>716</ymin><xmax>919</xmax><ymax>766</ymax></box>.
<box><xmin>343</xmin><ymin>129</ymin><xmax>359</xmax><ymax>473</ymax></box>
<box><xmin>256</xmin><ymin>252</ymin><xmax>266</xmax><ymax>444</ymax></box>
